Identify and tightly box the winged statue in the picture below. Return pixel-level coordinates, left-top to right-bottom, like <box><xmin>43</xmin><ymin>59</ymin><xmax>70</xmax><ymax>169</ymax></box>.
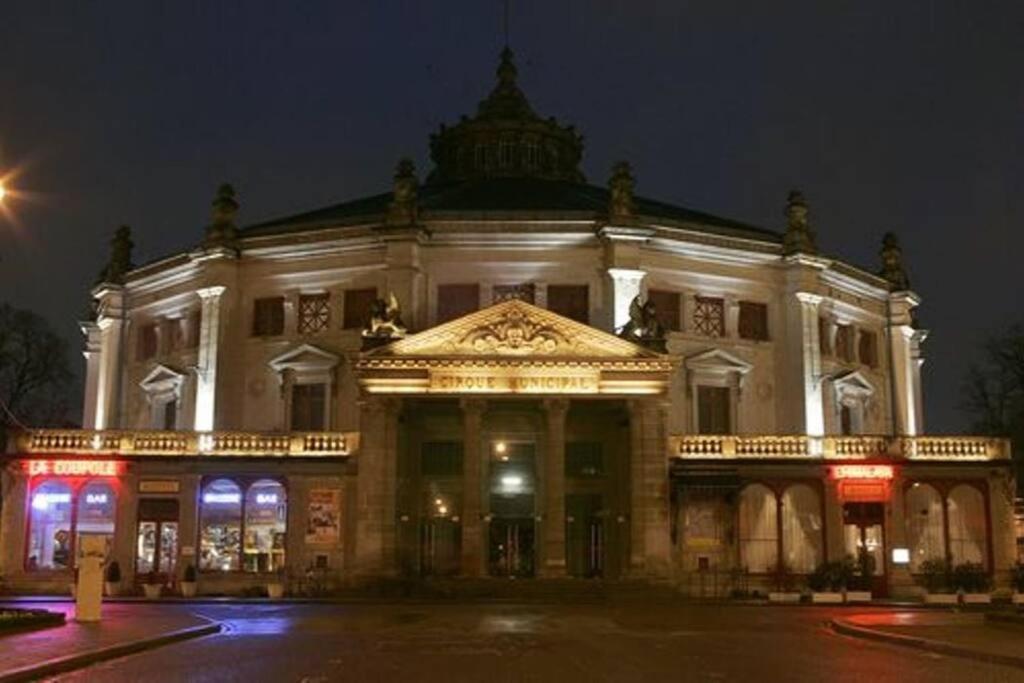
<box><xmin>362</xmin><ymin>292</ymin><xmax>407</xmax><ymax>340</ymax></box>
<box><xmin>618</xmin><ymin>294</ymin><xmax>666</xmax><ymax>351</ymax></box>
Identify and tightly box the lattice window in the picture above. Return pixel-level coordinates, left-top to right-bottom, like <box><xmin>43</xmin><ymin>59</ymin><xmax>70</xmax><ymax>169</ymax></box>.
<box><xmin>693</xmin><ymin>296</ymin><xmax>725</xmax><ymax>337</ymax></box>
<box><xmin>298</xmin><ymin>294</ymin><xmax>330</xmax><ymax>334</ymax></box>
<box><xmin>492</xmin><ymin>283</ymin><xmax>535</xmax><ymax>304</ymax></box>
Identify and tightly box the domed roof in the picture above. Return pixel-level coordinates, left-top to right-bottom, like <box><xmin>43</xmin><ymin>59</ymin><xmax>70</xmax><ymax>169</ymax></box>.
<box><xmin>427</xmin><ymin>49</ymin><xmax>584</xmax><ymax>184</ymax></box>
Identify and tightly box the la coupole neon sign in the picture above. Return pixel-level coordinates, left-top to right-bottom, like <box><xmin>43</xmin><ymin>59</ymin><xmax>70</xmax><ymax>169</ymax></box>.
<box><xmin>24</xmin><ymin>460</ymin><xmax>123</xmax><ymax>477</ymax></box>
<box><xmin>830</xmin><ymin>464</ymin><xmax>894</xmax><ymax>480</ymax></box>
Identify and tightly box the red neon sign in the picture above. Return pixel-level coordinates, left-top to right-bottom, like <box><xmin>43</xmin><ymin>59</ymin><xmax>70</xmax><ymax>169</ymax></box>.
<box><xmin>24</xmin><ymin>460</ymin><xmax>123</xmax><ymax>477</ymax></box>
<box><xmin>831</xmin><ymin>464</ymin><xmax>894</xmax><ymax>481</ymax></box>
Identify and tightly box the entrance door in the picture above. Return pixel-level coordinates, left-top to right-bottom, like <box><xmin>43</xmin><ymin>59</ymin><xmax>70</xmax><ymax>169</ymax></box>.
<box><xmin>136</xmin><ymin>499</ymin><xmax>179</xmax><ymax>585</ymax></box>
<box><xmin>420</xmin><ymin>518</ymin><xmax>460</xmax><ymax>576</ymax></box>
<box><xmin>566</xmin><ymin>494</ymin><xmax>604</xmax><ymax>578</ymax></box>
<box><xmin>843</xmin><ymin>502</ymin><xmax>886</xmax><ymax>596</ymax></box>
<box><xmin>489</xmin><ymin>519</ymin><xmax>535</xmax><ymax>577</ymax></box>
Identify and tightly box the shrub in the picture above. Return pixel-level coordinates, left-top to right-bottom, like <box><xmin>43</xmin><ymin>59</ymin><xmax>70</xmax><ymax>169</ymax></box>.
<box><xmin>808</xmin><ymin>560</ymin><xmax>854</xmax><ymax>592</ymax></box>
<box><xmin>183</xmin><ymin>564</ymin><xmax>197</xmax><ymax>583</ymax></box>
<box><xmin>918</xmin><ymin>558</ymin><xmax>951</xmax><ymax>593</ymax></box>
<box><xmin>951</xmin><ymin>562</ymin><xmax>991</xmax><ymax>593</ymax></box>
<box><xmin>104</xmin><ymin>561</ymin><xmax>121</xmax><ymax>583</ymax></box>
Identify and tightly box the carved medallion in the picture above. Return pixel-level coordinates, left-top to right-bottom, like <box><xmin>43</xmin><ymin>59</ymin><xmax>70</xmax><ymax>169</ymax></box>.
<box><xmin>450</xmin><ymin>308</ymin><xmax>572</xmax><ymax>355</ymax></box>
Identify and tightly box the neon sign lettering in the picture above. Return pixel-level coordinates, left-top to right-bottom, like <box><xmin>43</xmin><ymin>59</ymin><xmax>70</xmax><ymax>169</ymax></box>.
<box><xmin>25</xmin><ymin>460</ymin><xmax>123</xmax><ymax>477</ymax></box>
<box><xmin>203</xmin><ymin>492</ymin><xmax>241</xmax><ymax>504</ymax></box>
<box><xmin>831</xmin><ymin>464</ymin><xmax>894</xmax><ymax>480</ymax></box>
<box><xmin>31</xmin><ymin>492</ymin><xmax>71</xmax><ymax>510</ymax></box>
<box><xmin>255</xmin><ymin>493</ymin><xmax>278</xmax><ymax>505</ymax></box>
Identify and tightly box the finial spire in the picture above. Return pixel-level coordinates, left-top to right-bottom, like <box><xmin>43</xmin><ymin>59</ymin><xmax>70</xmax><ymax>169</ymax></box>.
<box><xmin>387</xmin><ymin>158</ymin><xmax>419</xmax><ymax>226</ymax></box>
<box><xmin>782</xmin><ymin>189</ymin><xmax>817</xmax><ymax>255</ymax></box>
<box><xmin>608</xmin><ymin>161</ymin><xmax>636</xmax><ymax>222</ymax></box>
<box><xmin>879</xmin><ymin>232</ymin><xmax>911</xmax><ymax>291</ymax></box>
<box><xmin>204</xmin><ymin>183</ymin><xmax>240</xmax><ymax>250</ymax></box>
<box><xmin>97</xmin><ymin>225</ymin><xmax>134</xmax><ymax>285</ymax></box>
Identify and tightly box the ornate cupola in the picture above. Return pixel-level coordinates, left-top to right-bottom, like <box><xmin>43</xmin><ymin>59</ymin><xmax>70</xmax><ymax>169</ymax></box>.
<box><xmin>427</xmin><ymin>48</ymin><xmax>584</xmax><ymax>184</ymax></box>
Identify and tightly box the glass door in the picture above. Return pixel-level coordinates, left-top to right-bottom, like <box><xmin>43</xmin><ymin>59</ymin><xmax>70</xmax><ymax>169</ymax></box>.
<box><xmin>489</xmin><ymin>518</ymin><xmax>535</xmax><ymax>577</ymax></box>
<box><xmin>136</xmin><ymin>499</ymin><xmax>179</xmax><ymax>586</ymax></box>
<box><xmin>842</xmin><ymin>502</ymin><xmax>887</xmax><ymax>596</ymax></box>
<box><xmin>566</xmin><ymin>494</ymin><xmax>604</xmax><ymax>578</ymax></box>
<box><xmin>420</xmin><ymin>518</ymin><xmax>460</xmax><ymax>576</ymax></box>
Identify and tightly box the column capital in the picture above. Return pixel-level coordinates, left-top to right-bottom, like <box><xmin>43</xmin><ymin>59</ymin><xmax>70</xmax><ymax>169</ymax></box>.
<box><xmin>795</xmin><ymin>291</ymin><xmax>824</xmax><ymax>307</ymax></box>
<box><xmin>607</xmin><ymin>267</ymin><xmax>646</xmax><ymax>284</ymax></box>
<box><xmin>196</xmin><ymin>285</ymin><xmax>227</xmax><ymax>301</ymax></box>
<box><xmin>542</xmin><ymin>397</ymin><xmax>570</xmax><ymax>417</ymax></box>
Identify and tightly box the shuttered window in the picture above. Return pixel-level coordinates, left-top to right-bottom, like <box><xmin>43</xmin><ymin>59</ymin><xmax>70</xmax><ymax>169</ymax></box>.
<box><xmin>437</xmin><ymin>284</ymin><xmax>480</xmax><ymax>323</ymax></box>
<box><xmin>343</xmin><ymin>288</ymin><xmax>378</xmax><ymax>330</ymax></box>
<box><xmin>697</xmin><ymin>386</ymin><xmax>732</xmax><ymax>434</ymax></box>
<box><xmin>252</xmin><ymin>297</ymin><xmax>284</xmax><ymax>337</ymax></box>
<box><xmin>858</xmin><ymin>330</ymin><xmax>878</xmax><ymax>368</ymax></box>
<box><xmin>547</xmin><ymin>284</ymin><xmax>589</xmax><ymax>323</ymax></box>
<box><xmin>738</xmin><ymin>302</ymin><xmax>769</xmax><ymax>341</ymax></box>
<box><xmin>646</xmin><ymin>289</ymin><xmax>681</xmax><ymax>332</ymax></box>
<box><xmin>291</xmin><ymin>384</ymin><xmax>326</xmax><ymax>431</ymax></box>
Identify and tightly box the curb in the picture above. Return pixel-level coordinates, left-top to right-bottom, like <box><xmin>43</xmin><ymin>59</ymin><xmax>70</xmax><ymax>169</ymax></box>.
<box><xmin>830</xmin><ymin>617</ymin><xmax>1024</xmax><ymax>671</ymax></box>
<box><xmin>0</xmin><ymin>620</ymin><xmax>222</xmax><ymax>683</ymax></box>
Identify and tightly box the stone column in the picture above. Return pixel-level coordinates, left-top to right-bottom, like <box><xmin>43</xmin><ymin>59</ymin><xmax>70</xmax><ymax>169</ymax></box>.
<box><xmin>93</xmin><ymin>285</ymin><xmax>126</xmax><ymax>429</ymax></box>
<box><xmin>460</xmin><ymin>398</ymin><xmax>485</xmax><ymax>577</ymax></box>
<box><xmin>193</xmin><ymin>286</ymin><xmax>226</xmax><ymax>431</ymax></box>
<box><xmin>354</xmin><ymin>396</ymin><xmax>400</xmax><ymax>577</ymax></box>
<box><xmin>887</xmin><ymin>292</ymin><xmax>922</xmax><ymax>436</ymax></box>
<box><xmin>607</xmin><ymin>268</ymin><xmax>645</xmax><ymax>332</ymax></box>
<box><xmin>988</xmin><ymin>470</ymin><xmax>1017</xmax><ymax>591</ymax></box>
<box><xmin>795</xmin><ymin>292</ymin><xmax>825</xmax><ymax>437</ymax></box>
<box><xmin>886</xmin><ymin>475</ymin><xmax>916</xmax><ymax>598</ymax></box>
<box><xmin>823</xmin><ymin>478</ymin><xmax>845</xmax><ymax>563</ymax></box>
<box><xmin>542</xmin><ymin>398</ymin><xmax>569</xmax><ymax>576</ymax></box>
<box><xmin>80</xmin><ymin>321</ymin><xmax>103</xmax><ymax>429</ymax></box>
<box><xmin>628</xmin><ymin>399</ymin><xmax>672</xmax><ymax>578</ymax></box>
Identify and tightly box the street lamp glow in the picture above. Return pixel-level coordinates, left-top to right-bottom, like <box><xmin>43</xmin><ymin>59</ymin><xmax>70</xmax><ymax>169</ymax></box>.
<box><xmin>0</xmin><ymin>181</ymin><xmax>6</xmax><ymax>201</ymax></box>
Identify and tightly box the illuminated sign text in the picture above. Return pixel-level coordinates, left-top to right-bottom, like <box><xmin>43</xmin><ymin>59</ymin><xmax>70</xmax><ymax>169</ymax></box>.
<box><xmin>25</xmin><ymin>460</ymin><xmax>123</xmax><ymax>477</ymax></box>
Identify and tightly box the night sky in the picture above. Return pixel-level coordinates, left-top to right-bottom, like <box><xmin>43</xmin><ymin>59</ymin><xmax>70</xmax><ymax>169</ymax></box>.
<box><xmin>1</xmin><ymin>2</ymin><xmax>1021</xmax><ymax>431</ymax></box>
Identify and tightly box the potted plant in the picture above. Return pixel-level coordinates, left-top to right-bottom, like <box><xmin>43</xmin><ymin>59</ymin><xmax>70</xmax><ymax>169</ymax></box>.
<box><xmin>768</xmin><ymin>564</ymin><xmax>800</xmax><ymax>603</ymax></box>
<box><xmin>180</xmin><ymin>564</ymin><xmax>198</xmax><ymax>598</ymax></box>
<box><xmin>952</xmin><ymin>561</ymin><xmax>992</xmax><ymax>604</ymax></box>
<box><xmin>808</xmin><ymin>561</ymin><xmax>846</xmax><ymax>604</ymax></box>
<box><xmin>1012</xmin><ymin>562</ymin><xmax>1024</xmax><ymax>605</ymax></box>
<box><xmin>104</xmin><ymin>561</ymin><xmax>122</xmax><ymax>597</ymax></box>
<box><xmin>141</xmin><ymin>572</ymin><xmax>162</xmax><ymax>599</ymax></box>
<box><xmin>266</xmin><ymin>565</ymin><xmax>286</xmax><ymax>600</ymax></box>
<box><xmin>845</xmin><ymin>551</ymin><xmax>874</xmax><ymax>603</ymax></box>
<box><xmin>919</xmin><ymin>558</ymin><xmax>957</xmax><ymax>604</ymax></box>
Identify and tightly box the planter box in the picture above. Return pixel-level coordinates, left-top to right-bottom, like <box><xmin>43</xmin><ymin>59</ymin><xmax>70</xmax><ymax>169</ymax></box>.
<box><xmin>844</xmin><ymin>591</ymin><xmax>872</xmax><ymax>603</ymax></box>
<box><xmin>924</xmin><ymin>593</ymin><xmax>959</xmax><ymax>605</ymax></box>
<box><xmin>1012</xmin><ymin>593</ymin><xmax>1024</xmax><ymax>605</ymax></box>
<box><xmin>767</xmin><ymin>592</ymin><xmax>801</xmax><ymax>603</ymax></box>
<box><xmin>962</xmin><ymin>593</ymin><xmax>992</xmax><ymax>605</ymax></box>
<box><xmin>142</xmin><ymin>584</ymin><xmax>162</xmax><ymax>599</ymax></box>
<box><xmin>180</xmin><ymin>582</ymin><xmax>197</xmax><ymax>598</ymax></box>
<box><xmin>811</xmin><ymin>592</ymin><xmax>844</xmax><ymax>604</ymax></box>
<box><xmin>267</xmin><ymin>583</ymin><xmax>285</xmax><ymax>600</ymax></box>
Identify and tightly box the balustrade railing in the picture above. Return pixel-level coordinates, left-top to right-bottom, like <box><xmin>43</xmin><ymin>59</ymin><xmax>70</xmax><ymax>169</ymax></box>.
<box><xmin>671</xmin><ymin>434</ymin><xmax>1009</xmax><ymax>461</ymax></box>
<box><xmin>12</xmin><ymin>429</ymin><xmax>355</xmax><ymax>458</ymax></box>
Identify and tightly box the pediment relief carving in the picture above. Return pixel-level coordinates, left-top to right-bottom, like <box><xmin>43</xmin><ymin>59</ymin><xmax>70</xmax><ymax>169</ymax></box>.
<box><xmin>368</xmin><ymin>300</ymin><xmax>661</xmax><ymax>360</ymax></box>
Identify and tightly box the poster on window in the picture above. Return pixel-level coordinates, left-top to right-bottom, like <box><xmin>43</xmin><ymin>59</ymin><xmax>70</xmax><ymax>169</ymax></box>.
<box><xmin>306</xmin><ymin>489</ymin><xmax>341</xmax><ymax>545</ymax></box>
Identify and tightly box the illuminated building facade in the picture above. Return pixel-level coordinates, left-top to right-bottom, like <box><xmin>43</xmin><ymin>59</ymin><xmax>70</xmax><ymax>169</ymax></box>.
<box><xmin>0</xmin><ymin>50</ymin><xmax>1015</xmax><ymax>597</ymax></box>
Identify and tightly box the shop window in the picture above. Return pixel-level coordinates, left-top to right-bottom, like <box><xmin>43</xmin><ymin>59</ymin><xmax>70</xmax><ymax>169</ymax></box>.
<box><xmin>199</xmin><ymin>479</ymin><xmax>243</xmax><ymax>572</ymax></box>
<box><xmin>342</xmin><ymin>288</ymin><xmax>378</xmax><ymax>330</ymax></box>
<box><xmin>693</xmin><ymin>297</ymin><xmax>725</xmax><ymax>337</ymax></box>
<box><xmin>298</xmin><ymin>294</ymin><xmax>330</xmax><ymax>334</ymax></box>
<box><xmin>646</xmin><ymin>289</ymin><xmax>681</xmax><ymax>332</ymax></box>
<box><xmin>905</xmin><ymin>483</ymin><xmax>945</xmax><ymax>572</ymax></box>
<box><xmin>493</xmin><ymin>283</ymin><xmax>535</xmax><ymax>304</ymax></box>
<box><xmin>566</xmin><ymin>442</ymin><xmax>604</xmax><ymax>478</ymax></box>
<box><xmin>780</xmin><ymin>484</ymin><xmax>822</xmax><ymax>574</ymax></box>
<box><xmin>252</xmin><ymin>297</ymin><xmax>285</xmax><ymax>336</ymax></box>
<box><xmin>697</xmin><ymin>386</ymin><xmax>732</xmax><ymax>435</ymax></box>
<box><xmin>835</xmin><ymin>324</ymin><xmax>854</xmax><ymax>362</ymax></box>
<box><xmin>437</xmin><ymin>284</ymin><xmax>480</xmax><ymax>323</ymax></box>
<box><xmin>26</xmin><ymin>481</ymin><xmax>74</xmax><ymax>570</ymax></box>
<box><xmin>137</xmin><ymin>322</ymin><xmax>158</xmax><ymax>361</ymax></box>
<box><xmin>291</xmin><ymin>383</ymin><xmax>327</xmax><ymax>431</ymax></box>
<box><xmin>738</xmin><ymin>302</ymin><xmax>769</xmax><ymax>341</ymax></box>
<box><xmin>738</xmin><ymin>484</ymin><xmax>778</xmax><ymax>574</ymax></box>
<box><xmin>547</xmin><ymin>284</ymin><xmax>589</xmax><ymax>324</ymax></box>
<box><xmin>858</xmin><ymin>330</ymin><xmax>878</xmax><ymax>368</ymax></box>
<box><xmin>244</xmin><ymin>480</ymin><xmax>287</xmax><ymax>573</ymax></box>
<box><xmin>947</xmin><ymin>484</ymin><xmax>988</xmax><ymax>568</ymax></box>
<box><xmin>421</xmin><ymin>442</ymin><xmax>464</xmax><ymax>476</ymax></box>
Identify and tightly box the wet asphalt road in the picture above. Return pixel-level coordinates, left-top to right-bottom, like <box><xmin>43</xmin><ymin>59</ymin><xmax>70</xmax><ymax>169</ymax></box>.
<box><xmin>54</xmin><ymin>603</ymin><xmax>1023</xmax><ymax>682</ymax></box>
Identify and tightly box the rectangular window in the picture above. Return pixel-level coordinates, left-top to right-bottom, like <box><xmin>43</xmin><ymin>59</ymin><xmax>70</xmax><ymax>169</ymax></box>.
<box><xmin>818</xmin><ymin>316</ymin><xmax>831</xmax><ymax>356</ymax></box>
<box><xmin>547</xmin><ymin>284</ymin><xmax>589</xmax><ymax>323</ymax></box>
<box><xmin>492</xmin><ymin>283</ymin><xmax>535</xmax><ymax>304</ymax></box>
<box><xmin>343</xmin><ymin>288</ymin><xmax>378</xmax><ymax>330</ymax></box>
<box><xmin>252</xmin><ymin>297</ymin><xmax>285</xmax><ymax>337</ymax></box>
<box><xmin>646</xmin><ymin>289</ymin><xmax>681</xmax><ymax>332</ymax></box>
<box><xmin>291</xmin><ymin>383</ymin><xmax>326</xmax><ymax>431</ymax></box>
<box><xmin>697</xmin><ymin>385</ymin><xmax>732</xmax><ymax>434</ymax></box>
<box><xmin>566</xmin><ymin>443</ymin><xmax>604</xmax><ymax>478</ymax></box>
<box><xmin>858</xmin><ymin>330</ymin><xmax>878</xmax><ymax>368</ymax></box>
<box><xmin>298</xmin><ymin>294</ymin><xmax>330</xmax><ymax>334</ymax></box>
<box><xmin>161</xmin><ymin>400</ymin><xmax>178</xmax><ymax>430</ymax></box>
<box><xmin>835</xmin><ymin>324</ymin><xmax>854</xmax><ymax>362</ymax></box>
<box><xmin>421</xmin><ymin>442</ymin><xmax>464</xmax><ymax>476</ymax></box>
<box><xmin>738</xmin><ymin>301</ymin><xmax>769</xmax><ymax>341</ymax></box>
<box><xmin>137</xmin><ymin>323</ymin><xmax>158</xmax><ymax>361</ymax></box>
<box><xmin>437</xmin><ymin>284</ymin><xmax>480</xmax><ymax>323</ymax></box>
<box><xmin>693</xmin><ymin>296</ymin><xmax>725</xmax><ymax>337</ymax></box>
<box><xmin>165</xmin><ymin>318</ymin><xmax>185</xmax><ymax>352</ymax></box>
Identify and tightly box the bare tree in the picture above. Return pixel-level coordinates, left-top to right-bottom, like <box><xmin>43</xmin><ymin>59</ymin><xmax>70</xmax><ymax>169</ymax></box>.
<box><xmin>0</xmin><ymin>304</ymin><xmax>75</xmax><ymax>435</ymax></box>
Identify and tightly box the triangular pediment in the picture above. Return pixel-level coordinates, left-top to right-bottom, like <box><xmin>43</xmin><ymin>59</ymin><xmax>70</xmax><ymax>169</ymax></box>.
<box><xmin>269</xmin><ymin>343</ymin><xmax>340</xmax><ymax>372</ymax></box>
<box><xmin>140</xmin><ymin>364</ymin><xmax>186</xmax><ymax>391</ymax></box>
<box><xmin>684</xmin><ymin>348</ymin><xmax>753</xmax><ymax>374</ymax></box>
<box><xmin>365</xmin><ymin>299</ymin><xmax>664</xmax><ymax>360</ymax></box>
<box><xmin>832</xmin><ymin>370</ymin><xmax>874</xmax><ymax>396</ymax></box>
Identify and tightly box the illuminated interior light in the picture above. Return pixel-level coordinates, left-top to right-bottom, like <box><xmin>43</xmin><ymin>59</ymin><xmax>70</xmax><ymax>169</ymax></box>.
<box><xmin>438</xmin><ymin>505</ymin><xmax>448</xmax><ymax>515</ymax></box>
<box><xmin>494</xmin><ymin>441</ymin><xmax>507</xmax><ymax>455</ymax></box>
<box><xmin>891</xmin><ymin>548</ymin><xmax>910</xmax><ymax>565</ymax></box>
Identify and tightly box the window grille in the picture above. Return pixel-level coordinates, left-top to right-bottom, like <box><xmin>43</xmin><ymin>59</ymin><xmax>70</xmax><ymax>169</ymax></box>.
<box><xmin>298</xmin><ymin>294</ymin><xmax>329</xmax><ymax>334</ymax></box>
<box><xmin>694</xmin><ymin>297</ymin><xmax>725</xmax><ymax>337</ymax></box>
